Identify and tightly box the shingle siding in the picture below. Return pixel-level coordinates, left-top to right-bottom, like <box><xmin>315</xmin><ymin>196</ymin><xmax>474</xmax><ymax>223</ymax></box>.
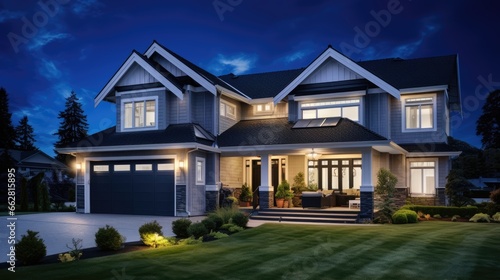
<box><xmin>191</xmin><ymin>91</ymin><xmax>215</xmax><ymax>133</ymax></box>
<box><xmin>218</xmin><ymin>96</ymin><xmax>241</xmax><ymax>134</ymax></box>
<box><xmin>220</xmin><ymin>157</ymin><xmax>243</xmax><ymax>187</ymax></box>
<box><xmin>365</xmin><ymin>93</ymin><xmax>391</xmax><ymax>139</ymax></box>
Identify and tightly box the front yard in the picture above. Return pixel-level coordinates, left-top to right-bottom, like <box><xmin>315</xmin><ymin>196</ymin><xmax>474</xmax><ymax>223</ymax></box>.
<box><xmin>3</xmin><ymin>221</ymin><xmax>500</xmax><ymax>280</ymax></box>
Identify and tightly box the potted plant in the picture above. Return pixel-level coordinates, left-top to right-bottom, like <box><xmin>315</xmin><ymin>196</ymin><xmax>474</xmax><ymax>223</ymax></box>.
<box><xmin>291</xmin><ymin>172</ymin><xmax>307</xmax><ymax>207</ymax></box>
<box><xmin>239</xmin><ymin>183</ymin><xmax>252</xmax><ymax>207</ymax></box>
<box><xmin>275</xmin><ymin>180</ymin><xmax>293</xmax><ymax>208</ymax></box>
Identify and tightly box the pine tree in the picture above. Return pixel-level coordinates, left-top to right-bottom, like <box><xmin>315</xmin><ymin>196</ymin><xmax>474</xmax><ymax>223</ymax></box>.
<box><xmin>54</xmin><ymin>91</ymin><xmax>89</xmax><ymax>166</ymax></box>
<box><xmin>476</xmin><ymin>89</ymin><xmax>500</xmax><ymax>149</ymax></box>
<box><xmin>0</xmin><ymin>87</ymin><xmax>16</xmax><ymax>149</ymax></box>
<box><xmin>15</xmin><ymin>115</ymin><xmax>37</xmax><ymax>151</ymax></box>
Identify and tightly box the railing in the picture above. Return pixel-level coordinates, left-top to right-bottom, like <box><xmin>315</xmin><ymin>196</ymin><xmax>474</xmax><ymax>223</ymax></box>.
<box><xmin>252</xmin><ymin>186</ymin><xmax>260</xmax><ymax>210</ymax></box>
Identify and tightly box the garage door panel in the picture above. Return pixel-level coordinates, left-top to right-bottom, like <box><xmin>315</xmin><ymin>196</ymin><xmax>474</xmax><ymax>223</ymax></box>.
<box><xmin>90</xmin><ymin>160</ymin><xmax>174</xmax><ymax>216</ymax></box>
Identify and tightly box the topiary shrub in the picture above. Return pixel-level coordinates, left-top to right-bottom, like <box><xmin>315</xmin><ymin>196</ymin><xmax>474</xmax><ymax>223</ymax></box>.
<box><xmin>230</xmin><ymin>211</ymin><xmax>249</xmax><ymax>228</ymax></box>
<box><xmin>402</xmin><ymin>210</ymin><xmax>418</xmax><ymax>223</ymax></box>
<box><xmin>392</xmin><ymin>212</ymin><xmax>408</xmax><ymax>224</ymax></box>
<box><xmin>492</xmin><ymin>212</ymin><xmax>500</xmax><ymax>222</ymax></box>
<box><xmin>469</xmin><ymin>213</ymin><xmax>491</xmax><ymax>223</ymax></box>
<box><xmin>205</xmin><ymin>214</ymin><xmax>224</xmax><ymax>230</ymax></box>
<box><xmin>139</xmin><ymin>220</ymin><xmax>164</xmax><ymax>247</ymax></box>
<box><xmin>201</xmin><ymin>218</ymin><xmax>217</xmax><ymax>232</ymax></box>
<box><xmin>95</xmin><ymin>225</ymin><xmax>125</xmax><ymax>251</ymax></box>
<box><xmin>172</xmin><ymin>218</ymin><xmax>192</xmax><ymax>238</ymax></box>
<box><xmin>187</xmin><ymin>222</ymin><xmax>208</xmax><ymax>239</ymax></box>
<box><xmin>15</xmin><ymin>230</ymin><xmax>47</xmax><ymax>265</ymax></box>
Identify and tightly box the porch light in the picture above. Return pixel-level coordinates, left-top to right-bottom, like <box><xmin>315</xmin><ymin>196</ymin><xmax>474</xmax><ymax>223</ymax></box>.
<box><xmin>179</xmin><ymin>160</ymin><xmax>184</xmax><ymax>168</ymax></box>
<box><xmin>75</xmin><ymin>163</ymin><xmax>82</xmax><ymax>170</ymax></box>
<box><xmin>308</xmin><ymin>149</ymin><xmax>320</xmax><ymax>160</ymax></box>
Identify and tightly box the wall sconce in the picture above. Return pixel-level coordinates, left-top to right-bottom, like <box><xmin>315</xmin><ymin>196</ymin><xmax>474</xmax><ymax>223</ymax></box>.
<box><xmin>179</xmin><ymin>160</ymin><xmax>184</xmax><ymax>168</ymax></box>
<box><xmin>75</xmin><ymin>163</ymin><xmax>82</xmax><ymax>170</ymax></box>
<box><xmin>308</xmin><ymin>148</ymin><xmax>320</xmax><ymax>160</ymax></box>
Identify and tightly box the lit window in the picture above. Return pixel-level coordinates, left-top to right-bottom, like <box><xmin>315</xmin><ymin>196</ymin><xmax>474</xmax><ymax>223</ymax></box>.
<box><xmin>136</xmin><ymin>164</ymin><xmax>152</xmax><ymax>171</ymax></box>
<box><xmin>255</xmin><ymin>103</ymin><xmax>273</xmax><ymax>114</ymax></box>
<box><xmin>403</xmin><ymin>96</ymin><xmax>435</xmax><ymax>131</ymax></box>
<box><xmin>301</xmin><ymin>99</ymin><xmax>360</xmax><ymax>121</ymax></box>
<box><xmin>220</xmin><ymin>100</ymin><xmax>236</xmax><ymax>119</ymax></box>
<box><xmin>409</xmin><ymin>161</ymin><xmax>436</xmax><ymax>194</ymax></box>
<box><xmin>93</xmin><ymin>165</ymin><xmax>109</xmax><ymax>172</ymax></box>
<box><xmin>114</xmin><ymin>165</ymin><xmax>130</xmax><ymax>172</ymax></box>
<box><xmin>196</xmin><ymin>157</ymin><xmax>205</xmax><ymax>185</ymax></box>
<box><xmin>122</xmin><ymin>98</ymin><xmax>157</xmax><ymax>130</ymax></box>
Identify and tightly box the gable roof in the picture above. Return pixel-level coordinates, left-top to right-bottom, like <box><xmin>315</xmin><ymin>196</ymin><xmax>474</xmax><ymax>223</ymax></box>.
<box><xmin>398</xmin><ymin>142</ymin><xmax>462</xmax><ymax>156</ymax></box>
<box><xmin>56</xmin><ymin>124</ymin><xmax>216</xmax><ymax>153</ymax></box>
<box><xmin>272</xmin><ymin>46</ymin><xmax>401</xmax><ymax>104</ymax></box>
<box><xmin>218</xmin><ymin>117</ymin><xmax>387</xmax><ymax>147</ymax></box>
<box><xmin>94</xmin><ymin>50</ymin><xmax>184</xmax><ymax>106</ymax></box>
<box><xmin>359</xmin><ymin>55</ymin><xmax>461</xmax><ymax>111</ymax></box>
<box><xmin>0</xmin><ymin>149</ymin><xmax>67</xmax><ymax>169</ymax></box>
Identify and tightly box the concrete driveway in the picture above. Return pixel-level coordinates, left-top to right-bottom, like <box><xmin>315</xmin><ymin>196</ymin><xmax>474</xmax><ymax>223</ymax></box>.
<box><xmin>1</xmin><ymin>213</ymin><xmax>204</xmax><ymax>263</ymax></box>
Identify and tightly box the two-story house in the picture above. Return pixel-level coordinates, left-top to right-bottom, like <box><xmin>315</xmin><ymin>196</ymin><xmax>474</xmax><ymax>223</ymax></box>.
<box><xmin>57</xmin><ymin>41</ymin><xmax>462</xmax><ymax>219</ymax></box>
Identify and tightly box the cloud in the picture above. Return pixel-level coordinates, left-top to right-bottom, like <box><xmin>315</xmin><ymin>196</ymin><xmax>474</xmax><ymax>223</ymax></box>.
<box><xmin>38</xmin><ymin>59</ymin><xmax>62</xmax><ymax>80</ymax></box>
<box><xmin>390</xmin><ymin>19</ymin><xmax>440</xmax><ymax>58</ymax></box>
<box><xmin>284</xmin><ymin>51</ymin><xmax>307</xmax><ymax>63</ymax></box>
<box><xmin>210</xmin><ymin>54</ymin><xmax>257</xmax><ymax>75</ymax></box>
<box><xmin>27</xmin><ymin>31</ymin><xmax>71</xmax><ymax>51</ymax></box>
<box><xmin>71</xmin><ymin>0</ymin><xmax>104</xmax><ymax>17</ymax></box>
<box><xmin>0</xmin><ymin>10</ymin><xmax>23</xmax><ymax>23</ymax></box>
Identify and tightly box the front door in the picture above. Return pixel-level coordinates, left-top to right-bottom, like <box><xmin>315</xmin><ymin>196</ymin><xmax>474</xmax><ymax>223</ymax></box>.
<box><xmin>309</xmin><ymin>159</ymin><xmax>362</xmax><ymax>192</ymax></box>
<box><xmin>252</xmin><ymin>159</ymin><xmax>279</xmax><ymax>205</ymax></box>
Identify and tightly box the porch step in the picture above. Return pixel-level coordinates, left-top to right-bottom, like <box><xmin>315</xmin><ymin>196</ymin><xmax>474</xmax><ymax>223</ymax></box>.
<box><xmin>250</xmin><ymin>208</ymin><xmax>359</xmax><ymax>224</ymax></box>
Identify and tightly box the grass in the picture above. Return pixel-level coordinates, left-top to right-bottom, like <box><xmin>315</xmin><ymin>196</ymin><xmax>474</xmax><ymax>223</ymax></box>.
<box><xmin>3</xmin><ymin>222</ymin><xmax>500</xmax><ymax>280</ymax></box>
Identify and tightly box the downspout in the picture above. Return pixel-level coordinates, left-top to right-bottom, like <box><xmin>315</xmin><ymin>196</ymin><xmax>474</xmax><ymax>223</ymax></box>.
<box><xmin>185</xmin><ymin>147</ymin><xmax>199</xmax><ymax>217</ymax></box>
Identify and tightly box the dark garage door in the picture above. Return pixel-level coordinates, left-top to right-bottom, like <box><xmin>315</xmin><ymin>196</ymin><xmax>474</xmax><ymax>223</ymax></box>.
<box><xmin>90</xmin><ymin>159</ymin><xmax>175</xmax><ymax>216</ymax></box>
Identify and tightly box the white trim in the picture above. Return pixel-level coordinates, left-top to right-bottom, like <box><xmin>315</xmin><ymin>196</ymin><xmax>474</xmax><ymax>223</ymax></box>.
<box><xmin>400</xmin><ymin>85</ymin><xmax>448</xmax><ymax>94</ymax></box>
<box><xmin>273</xmin><ymin>47</ymin><xmax>400</xmax><ymax>104</ymax></box>
<box><xmin>401</xmin><ymin>93</ymin><xmax>437</xmax><ymax>133</ymax></box>
<box><xmin>205</xmin><ymin>184</ymin><xmax>219</xmax><ymax>191</ymax></box>
<box><xmin>299</xmin><ymin>97</ymin><xmax>363</xmax><ymax>124</ymax></box>
<box><xmin>120</xmin><ymin>96</ymin><xmax>159</xmax><ymax>131</ymax></box>
<box><xmin>220</xmin><ymin>99</ymin><xmax>237</xmax><ymax>120</ymax></box>
<box><xmin>407</xmin><ymin>157</ymin><xmax>439</xmax><ymax>195</ymax></box>
<box><xmin>292</xmin><ymin>90</ymin><xmax>366</xmax><ymax>101</ymax></box>
<box><xmin>56</xmin><ymin>143</ymin><xmax>220</xmax><ymax>154</ymax></box>
<box><xmin>195</xmin><ymin>157</ymin><xmax>206</xmax><ymax>185</ymax></box>
<box><xmin>145</xmin><ymin>42</ymin><xmax>217</xmax><ymax>95</ymax></box>
<box><xmin>115</xmin><ymin>87</ymin><xmax>166</xmax><ymax>96</ymax></box>
<box><xmin>83</xmin><ymin>155</ymin><xmax>177</xmax><ymax>214</ymax></box>
<box><xmin>217</xmin><ymin>85</ymin><xmax>252</xmax><ymax>104</ymax></box>
<box><xmin>94</xmin><ymin>52</ymin><xmax>183</xmax><ymax>107</ymax></box>
<box><xmin>407</xmin><ymin>151</ymin><xmax>462</xmax><ymax>157</ymax></box>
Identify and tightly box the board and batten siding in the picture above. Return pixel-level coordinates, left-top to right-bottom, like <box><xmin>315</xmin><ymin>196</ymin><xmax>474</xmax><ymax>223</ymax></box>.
<box><xmin>301</xmin><ymin>58</ymin><xmax>363</xmax><ymax>84</ymax></box>
<box><xmin>116</xmin><ymin>89</ymin><xmax>168</xmax><ymax>132</ymax></box>
<box><xmin>390</xmin><ymin>91</ymin><xmax>448</xmax><ymax>144</ymax></box>
<box><xmin>191</xmin><ymin>91</ymin><xmax>215</xmax><ymax>134</ymax></box>
<box><xmin>150</xmin><ymin>52</ymin><xmax>187</xmax><ymax>77</ymax></box>
<box><xmin>116</xmin><ymin>62</ymin><xmax>158</xmax><ymax>86</ymax></box>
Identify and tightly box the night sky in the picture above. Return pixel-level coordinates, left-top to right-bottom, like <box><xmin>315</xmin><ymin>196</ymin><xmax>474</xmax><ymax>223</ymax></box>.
<box><xmin>1</xmin><ymin>0</ymin><xmax>499</xmax><ymax>156</ymax></box>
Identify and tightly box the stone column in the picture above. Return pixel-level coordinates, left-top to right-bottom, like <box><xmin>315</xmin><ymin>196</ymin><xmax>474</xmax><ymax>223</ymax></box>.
<box><xmin>259</xmin><ymin>153</ymin><xmax>274</xmax><ymax>209</ymax></box>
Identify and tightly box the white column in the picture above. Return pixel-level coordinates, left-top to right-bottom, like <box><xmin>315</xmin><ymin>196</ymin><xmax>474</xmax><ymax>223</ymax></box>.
<box><xmin>360</xmin><ymin>148</ymin><xmax>374</xmax><ymax>192</ymax></box>
<box><xmin>259</xmin><ymin>153</ymin><xmax>273</xmax><ymax>191</ymax></box>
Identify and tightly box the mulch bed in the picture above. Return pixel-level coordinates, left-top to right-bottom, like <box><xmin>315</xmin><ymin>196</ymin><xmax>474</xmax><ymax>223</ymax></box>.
<box><xmin>1</xmin><ymin>241</ymin><xmax>151</xmax><ymax>269</ymax></box>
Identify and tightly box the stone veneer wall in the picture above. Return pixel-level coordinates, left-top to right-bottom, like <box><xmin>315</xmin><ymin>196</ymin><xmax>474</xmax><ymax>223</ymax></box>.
<box><xmin>176</xmin><ymin>185</ymin><xmax>186</xmax><ymax>214</ymax></box>
<box><xmin>394</xmin><ymin>188</ymin><xmax>408</xmax><ymax>208</ymax></box>
<box><xmin>259</xmin><ymin>191</ymin><xmax>274</xmax><ymax>209</ymax></box>
<box><xmin>206</xmin><ymin>191</ymin><xmax>218</xmax><ymax>212</ymax></box>
<box><xmin>360</xmin><ymin>191</ymin><xmax>374</xmax><ymax>220</ymax></box>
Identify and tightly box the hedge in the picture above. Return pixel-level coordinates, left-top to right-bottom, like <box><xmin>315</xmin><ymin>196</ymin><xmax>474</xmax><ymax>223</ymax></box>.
<box><xmin>400</xmin><ymin>205</ymin><xmax>479</xmax><ymax>218</ymax></box>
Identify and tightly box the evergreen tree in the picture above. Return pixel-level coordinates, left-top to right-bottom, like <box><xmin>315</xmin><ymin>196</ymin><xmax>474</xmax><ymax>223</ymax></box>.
<box><xmin>476</xmin><ymin>89</ymin><xmax>500</xmax><ymax>149</ymax></box>
<box><xmin>15</xmin><ymin>115</ymin><xmax>37</xmax><ymax>151</ymax></box>
<box><xmin>0</xmin><ymin>87</ymin><xmax>16</xmax><ymax>149</ymax></box>
<box><xmin>54</xmin><ymin>91</ymin><xmax>88</xmax><ymax>166</ymax></box>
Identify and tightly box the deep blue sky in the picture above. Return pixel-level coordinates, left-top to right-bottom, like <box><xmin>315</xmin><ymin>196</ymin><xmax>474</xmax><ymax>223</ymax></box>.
<box><xmin>1</xmin><ymin>0</ymin><xmax>499</xmax><ymax>157</ymax></box>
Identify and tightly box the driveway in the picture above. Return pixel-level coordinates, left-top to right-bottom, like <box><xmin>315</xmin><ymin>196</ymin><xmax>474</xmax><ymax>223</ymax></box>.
<box><xmin>1</xmin><ymin>212</ymin><xmax>204</xmax><ymax>263</ymax></box>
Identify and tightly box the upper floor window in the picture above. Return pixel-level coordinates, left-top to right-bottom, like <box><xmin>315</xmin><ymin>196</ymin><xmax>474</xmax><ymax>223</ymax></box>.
<box><xmin>220</xmin><ymin>100</ymin><xmax>236</xmax><ymax>120</ymax></box>
<box><xmin>254</xmin><ymin>103</ymin><xmax>273</xmax><ymax>114</ymax></box>
<box><xmin>122</xmin><ymin>97</ymin><xmax>158</xmax><ymax>130</ymax></box>
<box><xmin>301</xmin><ymin>98</ymin><xmax>360</xmax><ymax>121</ymax></box>
<box><xmin>402</xmin><ymin>95</ymin><xmax>436</xmax><ymax>132</ymax></box>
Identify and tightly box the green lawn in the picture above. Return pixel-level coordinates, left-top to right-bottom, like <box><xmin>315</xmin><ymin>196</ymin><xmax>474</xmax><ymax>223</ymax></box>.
<box><xmin>3</xmin><ymin>222</ymin><xmax>500</xmax><ymax>280</ymax></box>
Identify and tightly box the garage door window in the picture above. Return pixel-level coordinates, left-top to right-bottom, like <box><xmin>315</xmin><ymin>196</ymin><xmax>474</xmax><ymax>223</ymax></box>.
<box><xmin>93</xmin><ymin>165</ymin><xmax>109</xmax><ymax>172</ymax></box>
<box><xmin>114</xmin><ymin>164</ymin><xmax>130</xmax><ymax>172</ymax></box>
<box><xmin>136</xmin><ymin>164</ymin><xmax>152</xmax><ymax>171</ymax></box>
<box><xmin>158</xmin><ymin>163</ymin><xmax>174</xmax><ymax>171</ymax></box>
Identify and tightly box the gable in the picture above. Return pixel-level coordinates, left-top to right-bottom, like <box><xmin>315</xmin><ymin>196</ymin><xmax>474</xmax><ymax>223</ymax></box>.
<box><xmin>301</xmin><ymin>57</ymin><xmax>362</xmax><ymax>84</ymax></box>
<box><xmin>150</xmin><ymin>53</ymin><xmax>187</xmax><ymax>77</ymax></box>
<box><xmin>116</xmin><ymin>62</ymin><xmax>159</xmax><ymax>87</ymax></box>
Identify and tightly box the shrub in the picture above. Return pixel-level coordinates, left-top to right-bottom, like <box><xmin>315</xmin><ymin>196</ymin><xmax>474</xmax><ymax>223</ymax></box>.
<box><xmin>433</xmin><ymin>214</ymin><xmax>442</xmax><ymax>219</ymax></box>
<box><xmin>205</xmin><ymin>214</ymin><xmax>224</xmax><ymax>230</ymax></box>
<box><xmin>220</xmin><ymin>223</ymin><xmax>245</xmax><ymax>233</ymax></box>
<box><xmin>392</xmin><ymin>212</ymin><xmax>408</xmax><ymax>224</ymax></box>
<box><xmin>402</xmin><ymin>210</ymin><xmax>418</xmax><ymax>223</ymax></box>
<box><xmin>201</xmin><ymin>218</ymin><xmax>217</xmax><ymax>232</ymax></box>
<box><xmin>178</xmin><ymin>236</ymin><xmax>202</xmax><ymax>245</ymax></box>
<box><xmin>65</xmin><ymin>238</ymin><xmax>83</xmax><ymax>260</ymax></box>
<box><xmin>188</xmin><ymin>222</ymin><xmax>208</xmax><ymax>239</ymax></box>
<box><xmin>172</xmin><ymin>218</ymin><xmax>192</xmax><ymax>238</ymax></box>
<box><xmin>58</xmin><ymin>253</ymin><xmax>80</xmax><ymax>263</ymax></box>
<box><xmin>210</xmin><ymin>207</ymin><xmax>242</xmax><ymax>224</ymax></box>
<box><xmin>402</xmin><ymin>205</ymin><xmax>479</xmax><ymax>218</ymax></box>
<box><xmin>490</xmin><ymin>188</ymin><xmax>500</xmax><ymax>204</ymax></box>
<box><xmin>469</xmin><ymin>213</ymin><xmax>491</xmax><ymax>223</ymax></box>
<box><xmin>493</xmin><ymin>212</ymin><xmax>500</xmax><ymax>222</ymax></box>
<box><xmin>15</xmin><ymin>230</ymin><xmax>47</xmax><ymax>265</ymax></box>
<box><xmin>139</xmin><ymin>220</ymin><xmax>164</xmax><ymax>247</ymax></box>
<box><xmin>230</xmin><ymin>211</ymin><xmax>249</xmax><ymax>228</ymax></box>
<box><xmin>209</xmin><ymin>231</ymin><xmax>229</xmax><ymax>239</ymax></box>
<box><xmin>375</xmin><ymin>168</ymin><xmax>398</xmax><ymax>223</ymax></box>
<box><xmin>95</xmin><ymin>225</ymin><xmax>125</xmax><ymax>251</ymax></box>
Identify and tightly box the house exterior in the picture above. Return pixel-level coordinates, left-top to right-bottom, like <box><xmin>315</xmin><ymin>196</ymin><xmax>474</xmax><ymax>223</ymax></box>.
<box><xmin>57</xmin><ymin>41</ymin><xmax>462</xmax><ymax>219</ymax></box>
<box><xmin>1</xmin><ymin>149</ymin><xmax>67</xmax><ymax>180</ymax></box>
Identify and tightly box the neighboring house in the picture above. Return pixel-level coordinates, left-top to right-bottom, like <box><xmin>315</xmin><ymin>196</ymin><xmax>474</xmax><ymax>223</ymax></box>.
<box><xmin>57</xmin><ymin>41</ymin><xmax>462</xmax><ymax>218</ymax></box>
<box><xmin>468</xmin><ymin>177</ymin><xmax>500</xmax><ymax>203</ymax></box>
<box><xmin>1</xmin><ymin>149</ymin><xmax>68</xmax><ymax>180</ymax></box>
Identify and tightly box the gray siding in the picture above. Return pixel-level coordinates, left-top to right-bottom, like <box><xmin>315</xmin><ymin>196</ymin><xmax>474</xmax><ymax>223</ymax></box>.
<box><xmin>191</xmin><ymin>91</ymin><xmax>215</xmax><ymax>134</ymax></box>
<box><xmin>390</xmin><ymin>91</ymin><xmax>448</xmax><ymax>144</ymax></box>
<box><xmin>288</xmin><ymin>100</ymin><xmax>299</xmax><ymax>122</ymax></box>
<box><xmin>365</xmin><ymin>93</ymin><xmax>391</xmax><ymax>139</ymax></box>
<box><xmin>438</xmin><ymin>157</ymin><xmax>449</xmax><ymax>188</ymax></box>
<box><xmin>188</xmin><ymin>151</ymin><xmax>208</xmax><ymax>215</ymax></box>
<box><xmin>218</xmin><ymin>96</ymin><xmax>241</xmax><ymax>134</ymax></box>
<box><xmin>169</xmin><ymin>90</ymin><xmax>190</xmax><ymax>124</ymax></box>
